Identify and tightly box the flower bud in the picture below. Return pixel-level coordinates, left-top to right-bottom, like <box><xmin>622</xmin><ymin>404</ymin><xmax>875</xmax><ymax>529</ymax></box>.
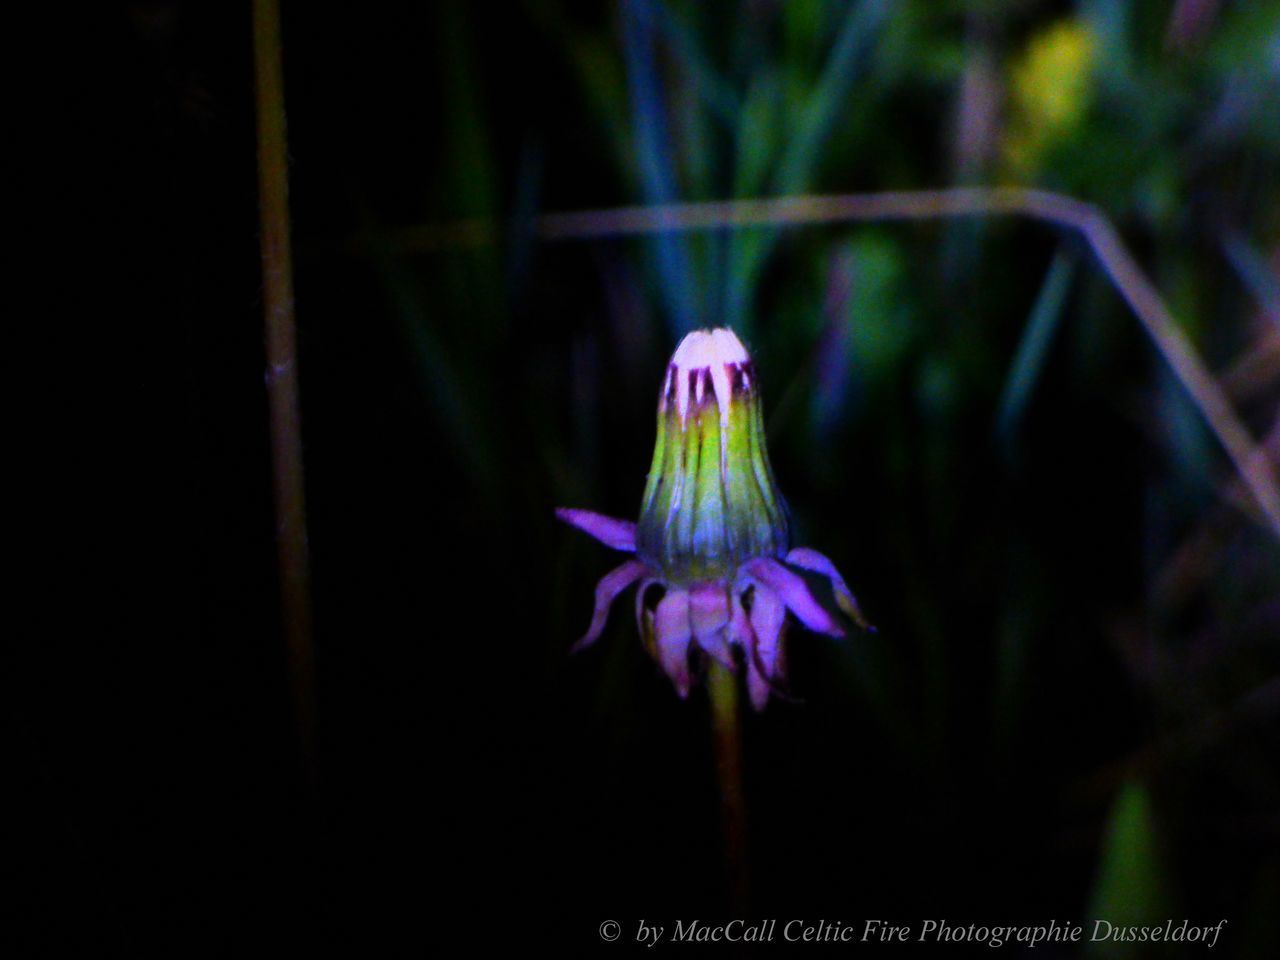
<box><xmin>636</xmin><ymin>329</ymin><xmax>790</xmax><ymax>585</ymax></box>
<box><xmin>556</xmin><ymin>327</ymin><xmax>871</xmax><ymax>709</ymax></box>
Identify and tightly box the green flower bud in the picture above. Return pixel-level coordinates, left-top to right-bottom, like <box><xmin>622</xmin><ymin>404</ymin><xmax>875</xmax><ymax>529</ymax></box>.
<box><xmin>636</xmin><ymin>329</ymin><xmax>790</xmax><ymax>585</ymax></box>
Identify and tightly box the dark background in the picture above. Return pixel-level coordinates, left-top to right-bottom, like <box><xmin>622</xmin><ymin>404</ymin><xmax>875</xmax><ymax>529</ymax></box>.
<box><xmin>23</xmin><ymin>1</ymin><xmax>1280</xmax><ymax>954</ymax></box>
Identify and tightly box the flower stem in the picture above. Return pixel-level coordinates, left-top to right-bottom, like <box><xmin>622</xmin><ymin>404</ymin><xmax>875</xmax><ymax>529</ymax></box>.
<box><xmin>707</xmin><ymin>662</ymin><xmax>749</xmax><ymax>912</ymax></box>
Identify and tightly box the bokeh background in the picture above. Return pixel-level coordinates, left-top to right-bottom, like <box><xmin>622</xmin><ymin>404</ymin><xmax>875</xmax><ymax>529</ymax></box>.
<box><xmin>35</xmin><ymin>0</ymin><xmax>1280</xmax><ymax>953</ymax></box>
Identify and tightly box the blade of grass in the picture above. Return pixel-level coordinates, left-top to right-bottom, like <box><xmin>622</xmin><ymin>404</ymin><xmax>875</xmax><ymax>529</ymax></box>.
<box><xmin>521</xmin><ymin>0</ymin><xmax>633</xmax><ymax>174</ymax></box>
<box><xmin>995</xmin><ymin>248</ymin><xmax>1077</xmax><ymax>448</ymax></box>
<box><xmin>374</xmin><ymin>252</ymin><xmax>498</xmax><ymax>495</ymax></box>
<box><xmin>622</xmin><ymin>0</ymin><xmax>696</xmax><ymax>336</ymax></box>
<box><xmin>1221</xmin><ymin>231</ymin><xmax>1280</xmax><ymax>331</ymax></box>
<box><xmin>438</xmin><ymin>3</ymin><xmax>497</xmax><ymax>223</ymax></box>
<box><xmin>774</xmin><ymin>0</ymin><xmax>888</xmax><ymax>195</ymax></box>
<box><xmin>1086</xmin><ymin>780</ymin><xmax>1171</xmax><ymax>957</ymax></box>
<box><xmin>651</xmin><ymin>0</ymin><xmax>740</xmax><ymax>127</ymax></box>
<box><xmin>724</xmin><ymin>0</ymin><xmax>888</xmax><ymax>330</ymax></box>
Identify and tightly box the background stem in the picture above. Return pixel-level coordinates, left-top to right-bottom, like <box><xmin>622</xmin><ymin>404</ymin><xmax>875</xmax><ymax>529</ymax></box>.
<box><xmin>254</xmin><ymin>0</ymin><xmax>316</xmax><ymax>775</ymax></box>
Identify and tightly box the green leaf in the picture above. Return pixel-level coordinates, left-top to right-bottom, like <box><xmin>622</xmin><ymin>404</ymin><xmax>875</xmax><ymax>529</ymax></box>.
<box><xmin>1086</xmin><ymin>781</ymin><xmax>1173</xmax><ymax>959</ymax></box>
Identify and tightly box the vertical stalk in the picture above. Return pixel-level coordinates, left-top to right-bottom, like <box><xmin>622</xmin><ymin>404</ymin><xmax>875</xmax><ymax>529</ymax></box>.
<box><xmin>254</xmin><ymin>0</ymin><xmax>316</xmax><ymax>772</ymax></box>
<box><xmin>707</xmin><ymin>662</ymin><xmax>749</xmax><ymax>912</ymax></box>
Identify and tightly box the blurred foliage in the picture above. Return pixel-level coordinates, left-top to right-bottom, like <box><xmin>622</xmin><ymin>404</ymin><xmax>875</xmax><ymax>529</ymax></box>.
<box><xmin>1087</xmin><ymin>781</ymin><xmax>1173</xmax><ymax>958</ymax></box>
<box><xmin>1002</xmin><ymin>19</ymin><xmax>1096</xmax><ymax>178</ymax></box>
<box><xmin>277</xmin><ymin>0</ymin><xmax>1280</xmax><ymax>948</ymax></box>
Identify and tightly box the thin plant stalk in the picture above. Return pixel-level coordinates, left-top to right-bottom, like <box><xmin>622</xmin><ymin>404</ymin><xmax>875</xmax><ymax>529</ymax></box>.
<box><xmin>707</xmin><ymin>661</ymin><xmax>749</xmax><ymax>912</ymax></box>
<box><xmin>254</xmin><ymin>0</ymin><xmax>316</xmax><ymax>772</ymax></box>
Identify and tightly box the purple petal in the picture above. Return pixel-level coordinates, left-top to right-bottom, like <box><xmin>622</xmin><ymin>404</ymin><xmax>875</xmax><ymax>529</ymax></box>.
<box><xmin>555</xmin><ymin>508</ymin><xmax>637</xmax><ymax>552</ymax></box>
<box><xmin>743</xmin><ymin>557</ymin><xmax>844</xmax><ymax>637</ymax></box>
<box><xmin>730</xmin><ymin>584</ymin><xmax>788</xmax><ymax>711</ymax></box>
<box><xmin>746</xmin><ymin>587</ymin><xmax>787</xmax><ymax>711</ymax></box>
<box><xmin>785</xmin><ymin>547</ymin><xmax>873</xmax><ymax>629</ymax></box>
<box><xmin>749</xmin><ymin>585</ymin><xmax>786</xmax><ymax>679</ymax></box>
<box><xmin>689</xmin><ymin>583</ymin><xmax>734</xmax><ymax>672</ymax></box>
<box><xmin>746</xmin><ymin>656</ymin><xmax>771</xmax><ymax>712</ymax></box>
<box><xmin>654</xmin><ymin>589</ymin><xmax>693</xmax><ymax>698</ymax></box>
<box><xmin>571</xmin><ymin>559</ymin><xmax>647</xmax><ymax>653</ymax></box>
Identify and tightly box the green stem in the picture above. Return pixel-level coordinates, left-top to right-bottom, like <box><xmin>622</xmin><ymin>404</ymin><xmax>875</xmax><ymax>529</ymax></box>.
<box><xmin>707</xmin><ymin>662</ymin><xmax>749</xmax><ymax>912</ymax></box>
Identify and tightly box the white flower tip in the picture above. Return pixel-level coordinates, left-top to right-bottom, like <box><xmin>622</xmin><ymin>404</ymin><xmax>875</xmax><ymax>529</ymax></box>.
<box><xmin>671</xmin><ymin>328</ymin><xmax>749</xmax><ymax>370</ymax></box>
<box><xmin>669</xmin><ymin>328</ymin><xmax>750</xmax><ymax>425</ymax></box>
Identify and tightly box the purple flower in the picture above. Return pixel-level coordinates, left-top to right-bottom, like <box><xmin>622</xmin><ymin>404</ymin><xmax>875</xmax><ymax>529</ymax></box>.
<box><xmin>557</xmin><ymin>328</ymin><xmax>871</xmax><ymax>709</ymax></box>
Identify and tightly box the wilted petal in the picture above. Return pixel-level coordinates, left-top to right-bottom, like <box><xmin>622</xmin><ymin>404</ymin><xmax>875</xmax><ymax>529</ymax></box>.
<box><xmin>743</xmin><ymin>557</ymin><xmax>843</xmax><ymax>637</ymax></box>
<box><xmin>786</xmin><ymin>547</ymin><xmax>873</xmax><ymax>630</ymax></box>
<box><xmin>571</xmin><ymin>559</ymin><xmax>648</xmax><ymax>653</ymax></box>
<box><xmin>654</xmin><ymin>589</ymin><xmax>693</xmax><ymax>697</ymax></box>
<box><xmin>555</xmin><ymin>508</ymin><xmax>637</xmax><ymax>552</ymax></box>
<box><xmin>689</xmin><ymin>583</ymin><xmax>734</xmax><ymax>672</ymax></box>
